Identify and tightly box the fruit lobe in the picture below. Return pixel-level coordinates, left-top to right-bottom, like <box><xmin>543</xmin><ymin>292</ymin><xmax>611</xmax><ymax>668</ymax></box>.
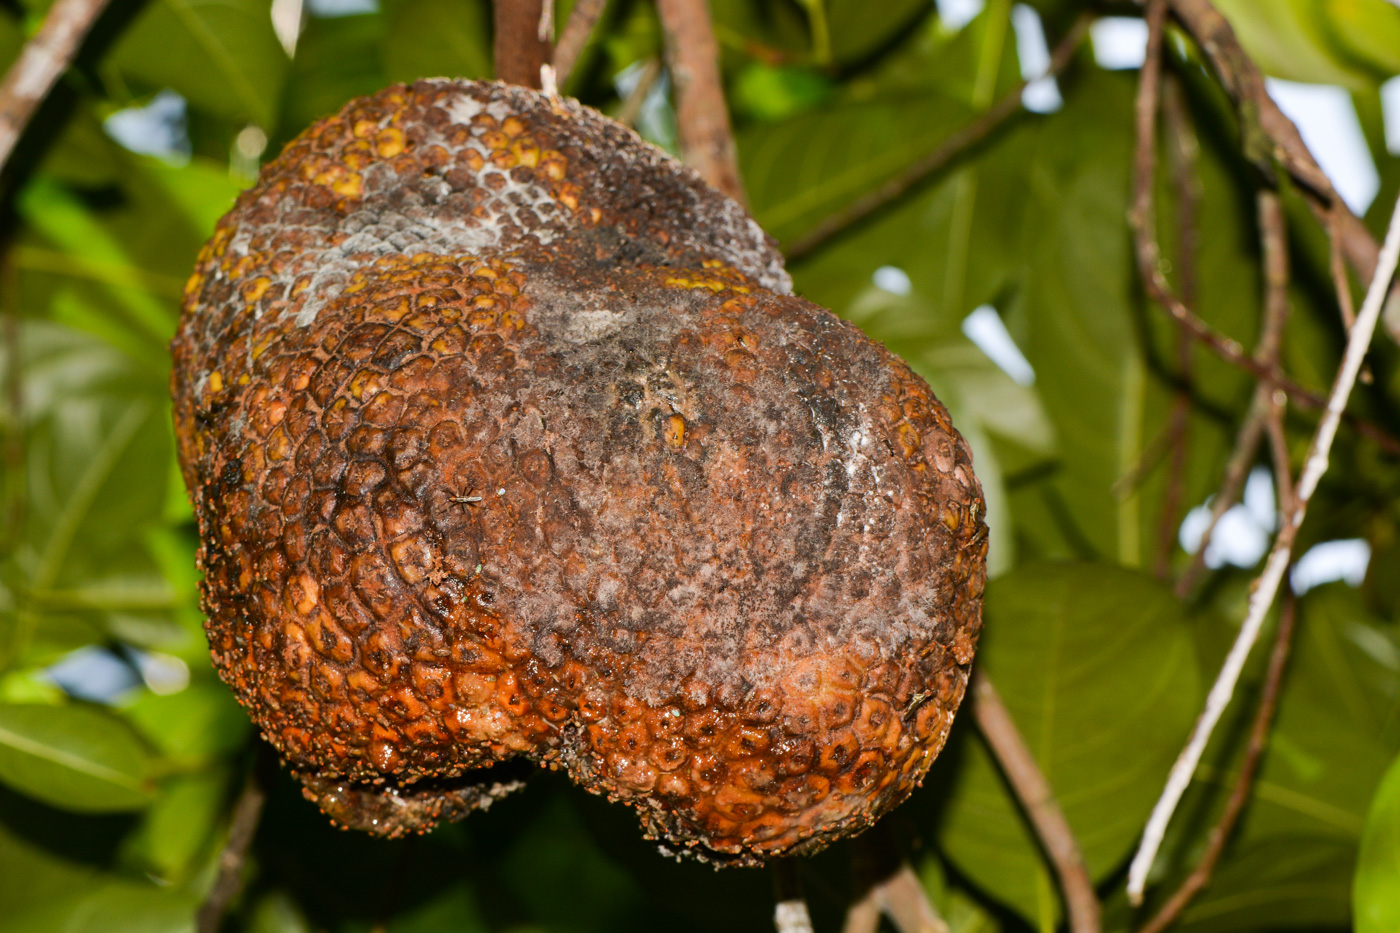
<box><xmin>172</xmin><ymin>79</ymin><xmax>986</xmax><ymax>865</ymax></box>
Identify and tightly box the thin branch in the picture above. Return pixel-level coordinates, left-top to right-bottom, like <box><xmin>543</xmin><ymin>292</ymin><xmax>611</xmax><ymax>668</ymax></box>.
<box><xmin>1165</xmin><ymin>0</ymin><xmax>1400</xmax><ymax>344</ymax></box>
<box><xmin>655</xmin><ymin>0</ymin><xmax>746</xmax><ymax>204</ymax></box>
<box><xmin>843</xmin><ymin>839</ymin><xmax>949</xmax><ymax>933</ymax></box>
<box><xmin>1257</xmin><ymin>189</ymin><xmax>1297</xmax><ymax>518</ymax></box>
<box><xmin>539</xmin><ymin>0</ymin><xmax>555</xmax><ymax>42</ymax></box>
<box><xmin>1135</xmin><ymin>588</ymin><xmax>1297</xmax><ymax>933</ymax></box>
<box><xmin>0</xmin><ymin>0</ymin><xmax>111</xmax><ymax>175</ymax></box>
<box><xmin>973</xmin><ymin>674</ymin><xmax>1101</xmax><ymax>933</ymax></box>
<box><xmin>1128</xmin><ymin>185</ymin><xmax>1400</xmax><ymax>905</ymax></box>
<box><xmin>1173</xmin><ymin>192</ymin><xmax>1294</xmax><ymax>597</ymax></box>
<box><xmin>196</xmin><ymin>759</ymin><xmax>269</xmax><ymax>933</ymax></box>
<box><xmin>784</xmin><ymin>15</ymin><xmax>1091</xmax><ymax>262</ymax></box>
<box><xmin>553</xmin><ymin>0</ymin><xmax>607</xmax><ymax>87</ymax></box>
<box><xmin>615</xmin><ymin>57</ymin><xmax>662</xmax><ymax>129</ymax></box>
<box><xmin>1155</xmin><ymin>76</ymin><xmax>1202</xmax><ymax>580</ymax></box>
<box><xmin>494</xmin><ymin>0</ymin><xmax>551</xmax><ymax>89</ymax></box>
<box><xmin>1173</xmin><ymin>404</ymin><xmax>1265</xmax><ymax>598</ymax></box>
<box><xmin>773</xmin><ymin>860</ymin><xmax>815</xmax><ymax>933</ymax></box>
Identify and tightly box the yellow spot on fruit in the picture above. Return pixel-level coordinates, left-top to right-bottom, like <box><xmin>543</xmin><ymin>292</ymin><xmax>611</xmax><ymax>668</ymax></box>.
<box><xmin>375</xmin><ymin>127</ymin><xmax>405</xmax><ymax>158</ymax></box>
<box><xmin>666</xmin><ymin>414</ymin><xmax>687</xmax><ymax>447</ymax></box>
<box><xmin>332</xmin><ymin>173</ymin><xmax>363</xmax><ymax>198</ymax></box>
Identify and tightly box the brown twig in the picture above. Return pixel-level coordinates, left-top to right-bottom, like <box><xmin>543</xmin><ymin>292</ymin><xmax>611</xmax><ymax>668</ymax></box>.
<box><xmin>1172</xmin><ymin>193</ymin><xmax>1294</xmax><ymax>598</ymax></box>
<box><xmin>1155</xmin><ymin>76</ymin><xmax>1202</xmax><ymax>580</ymax></box>
<box><xmin>1165</xmin><ymin>0</ymin><xmax>1400</xmax><ymax>343</ymax></box>
<box><xmin>973</xmin><ymin>673</ymin><xmax>1101</xmax><ymax>933</ymax></box>
<box><xmin>1257</xmin><ymin>189</ymin><xmax>1297</xmax><ymax>518</ymax></box>
<box><xmin>844</xmin><ymin>825</ymin><xmax>948</xmax><ymax>933</ymax></box>
<box><xmin>1129</xmin><ymin>182</ymin><xmax>1400</xmax><ymax>904</ymax></box>
<box><xmin>0</xmin><ymin>0</ymin><xmax>111</xmax><ymax>174</ymax></box>
<box><xmin>494</xmin><ymin>0</ymin><xmax>551</xmax><ymax>89</ymax></box>
<box><xmin>846</xmin><ymin>863</ymin><xmax>949</xmax><ymax>933</ymax></box>
<box><xmin>784</xmin><ymin>15</ymin><xmax>1091</xmax><ymax>262</ymax></box>
<box><xmin>552</xmin><ymin>0</ymin><xmax>607</xmax><ymax>87</ymax></box>
<box><xmin>1173</xmin><ymin>404</ymin><xmax>1265</xmax><ymax>597</ymax></box>
<box><xmin>196</xmin><ymin>759</ymin><xmax>269</xmax><ymax>933</ymax></box>
<box><xmin>655</xmin><ymin>0</ymin><xmax>746</xmax><ymax>204</ymax></box>
<box><xmin>1128</xmin><ymin>0</ymin><xmax>1400</xmax><ymax>460</ymax></box>
<box><xmin>1135</xmin><ymin>588</ymin><xmax>1297</xmax><ymax>933</ymax></box>
<box><xmin>615</xmin><ymin>58</ymin><xmax>662</xmax><ymax>129</ymax></box>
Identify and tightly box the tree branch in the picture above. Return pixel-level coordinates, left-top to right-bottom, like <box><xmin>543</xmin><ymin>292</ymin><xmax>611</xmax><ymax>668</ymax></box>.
<box><xmin>495</xmin><ymin>0</ymin><xmax>551</xmax><ymax>89</ymax></box>
<box><xmin>1165</xmin><ymin>0</ymin><xmax>1400</xmax><ymax>343</ymax></box>
<box><xmin>196</xmin><ymin>757</ymin><xmax>269</xmax><ymax>933</ymax></box>
<box><xmin>0</xmin><ymin>0</ymin><xmax>111</xmax><ymax>175</ymax></box>
<box><xmin>655</xmin><ymin>0</ymin><xmax>746</xmax><ymax>204</ymax></box>
<box><xmin>1155</xmin><ymin>76</ymin><xmax>1201</xmax><ymax>580</ymax></box>
<box><xmin>1128</xmin><ymin>183</ymin><xmax>1400</xmax><ymax>905</ymax></box>
<box><xmin>784</xmin><ymin>15</ymin><xmax>1091</xmax><ymax>262</ymax></box>
<box><xmin>973</xmin><ymin>674</ymin><xmax>1101</xmax><ymax>933</ymax></box>
<box><xmin>1135</xmin><ymin>588</ymin><xmax>1297</xmax><ymax>933</ymax></box>
<box><xmin>553</xmin><ymin>0</ymin><xmax>607</xmax><ymax>88</ymax></box>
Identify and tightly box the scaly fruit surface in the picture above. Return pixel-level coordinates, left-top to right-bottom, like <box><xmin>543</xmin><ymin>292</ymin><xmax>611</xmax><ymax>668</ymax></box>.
<box><xmin>172</xmin><ymin>79</ymin><xmax>986</xmax><ymax>865</ymax></box>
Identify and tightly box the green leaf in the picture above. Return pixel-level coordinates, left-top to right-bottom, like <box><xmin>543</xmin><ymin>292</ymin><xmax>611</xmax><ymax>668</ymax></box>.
<box><xmin>1356</xmin><ymin>750</ymin><xmax>1400</xmax><ymax>933</ymax></box>
<box><xmin>826</xmin><ymin>0</ymin><xmax>932</xmax><ymax>65</ymax></box>
<box><xmin>933</xmin><ymin>562</ymin><xmax>1202</xmax><ymax>926</ymax></box>
<box><xmin>104</xmin><ymin>0</ymin><xmax>290</xmax><ymax>127</ymax></box>
<box><xmin>0</xmin><ymin>704</ymin><xmax>155</xmax><ymax>811</ymax></box>
<box><xmin>277</xmin><ymin>11</ymin><xmax>389</xmax><ymax>144</ymax></box>
<box><xmin>122</xmin><ymin>770</ymin><xmax>228</xmax><ymax>881</ymax></box>
<box><xmin>123</xmin><ymin>675</ymin><xmax>250</xmax><ymax>767</ymax></box>
<box><xmin>1211</xmin><ymin>0</ymin><xmax>1400</xmax><ymax>89</ymax></box>
<box><xmin>382</xmin><ymin>0</ymin><xmax>492</xmax><ymax>85</ymax></box>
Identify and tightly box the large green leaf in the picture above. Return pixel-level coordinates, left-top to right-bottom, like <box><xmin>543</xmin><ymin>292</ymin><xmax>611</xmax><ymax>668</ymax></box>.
<box><xmin>0</xmin><ymin>704</ymin><xmax>155</xmax><ymax>812</ymax></box>
<box><xmin>933</xmin><ymin>562</ymin><xmax>1202</xmax><ymax>926</ymax></box>
<box><xmin>1356</xmin><ymin>750</ymin><xmax>1400</xmax><ymax>933</ymax></box>
<box><xmin>104</xmin><ymin>0</ymin><xmax>289</xmax><ymax>127</ymax></box>
<box><xmin>276</xmin><ymin>11</ymin><xmax>389</xmax><ymax>144</ymax></box>
<box><xmin>381</xmin><ymin>0</ymin><xmax>492</xmax><ymax>85</ymax></box>
<box><xmin>1212</xmin><ymin>0</ymin><xmax>1400</xmax><ymax>89</ymax></box>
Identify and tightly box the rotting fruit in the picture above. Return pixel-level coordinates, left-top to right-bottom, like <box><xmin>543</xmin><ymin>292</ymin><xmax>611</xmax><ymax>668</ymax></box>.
<box><xmin>171</xmin><ymin>79</ymin><xmax>987</xmax><ymax>866</ymax></box>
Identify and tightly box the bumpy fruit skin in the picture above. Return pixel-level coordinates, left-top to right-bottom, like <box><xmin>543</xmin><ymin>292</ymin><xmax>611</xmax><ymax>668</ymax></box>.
<box><xmin>172</xmin><ymin>79</ymin><xmax>987</xmax><ymax>865</ymax></box>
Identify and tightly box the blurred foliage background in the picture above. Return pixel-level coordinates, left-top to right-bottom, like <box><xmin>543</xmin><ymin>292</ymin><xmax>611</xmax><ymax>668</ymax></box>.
<box><xmin>2</xmin><ymin>0</ymin><xmax>1400</xmax><ymax>931</ymax></box>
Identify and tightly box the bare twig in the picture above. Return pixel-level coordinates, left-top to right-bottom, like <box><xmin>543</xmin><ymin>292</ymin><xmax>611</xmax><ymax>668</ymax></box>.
<box><xmin>1135</xmin><ymin>588</ymin><xmax>1297</xmax><ymax>933</ymax></box>
<box><xmin>553</xmin><ymin>0</ymin><xmax>607</xmax><ymax>87</ymax></box>
<box><xmin>0</xmin><ymin>0</ymin><xmax>111</xmax><ymax>174</ymax></box>
<box><xmin>538</xmin><ymin>0</ymin><xmax>555</xmax><ymax>42</ymax></box>
<box><xmin>615</xmin><ymin>57</ymin><xmax>662</xmax><ymax>129</ymax></box>
<box><xmin>656</xmin><ymin>0</ymin><xmax>746</xmax><ymax>204</ymax></box>
<box><xmin>1128</xmin><ymin>186</ymin><xmax>1400</xmax><ymax>904</ymax></box>
<box><xmin>973</xmin><ymin>674</ymin><xmax>1101</xmax><ymax>933</ymax></box>
<box><xmin>1173</xmin><ymin>193</ymin><xmax>1294</xmax><ymax>596</ymax></box>
<box><xmin>1165</xmin><ymin>0</ymin><xmax>1400</xmax><ymax>343</ymax></box>
<box><xmin>494</xmin><ymin>0</ymin><xmax>551</xmax><ymax>89</ymax></box>
<box><xmin>1173</xmin><ymin>404</ymin><xmax>1265</xmax><ymax>597</ymax></box>
<box><xmin>1257</xmin><ymin>189</ymin><xmax>1297</xmax><ymax>517</ymax></box>
<box><xmin>773</xmin><ymin>860</ymin><xmax>815</xmax><ymax>933</ymax></box>
<box><xmin>1156</xmin><ymin>76</ymin><xmax>1202</xmax><ymax>580</ymax></box>
<box><xmin>784</xmin><ymin>15</ymin><xmax>1090</xmax><ymax>261</ymax></box>
<box><xmin>196</xmin><ymin>760</ymin><xmax>269</xmax><ymax>933</ymax></box>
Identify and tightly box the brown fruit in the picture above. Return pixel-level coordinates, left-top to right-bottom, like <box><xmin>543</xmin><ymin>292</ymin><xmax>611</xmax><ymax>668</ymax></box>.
<box><xmin>171</xmin><ymin>79</ymin><xmax>986</xmax><ymax>865</ymax></box>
